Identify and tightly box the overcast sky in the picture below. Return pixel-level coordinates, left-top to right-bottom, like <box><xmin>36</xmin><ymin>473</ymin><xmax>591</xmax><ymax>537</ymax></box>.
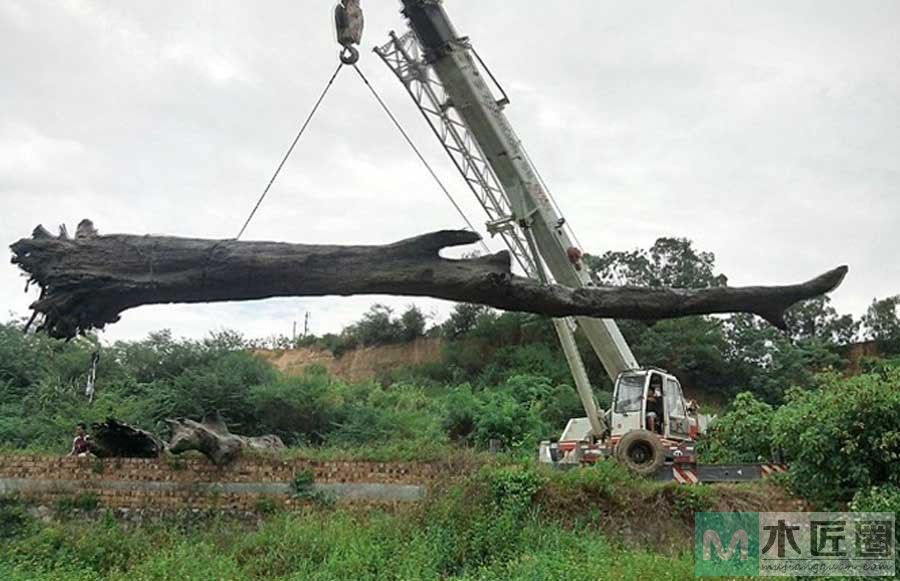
<box><xmin>2</xmin><ymin>0</ymin><xmax>898</xmax><ymax>343</ymax></box>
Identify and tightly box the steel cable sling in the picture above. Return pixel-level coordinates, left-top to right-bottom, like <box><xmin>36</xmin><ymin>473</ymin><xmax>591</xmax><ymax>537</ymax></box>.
<box><xmin>237</xmin><ymin>1</ymin><xmax>487</xmax><ymax>252</ymax></box>
<box><xmin>235</xmin><ymin>62</ymin><xmax>344</xmax><ymax>240</ymax></box>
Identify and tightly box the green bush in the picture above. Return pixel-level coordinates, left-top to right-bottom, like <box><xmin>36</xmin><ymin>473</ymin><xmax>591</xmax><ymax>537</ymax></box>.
<box><xmin>696</xmin><ymin>392</ymin><xmax>775</xmax><ymax>463</ymax></box>
<box><xmin>850</xmin><ymin>485</ymin><xmax>900</xmax><ymax>543</ymax></box>
<box><xmin>291</xmin><ymin>469</ymin><xmax>316</xmax><ymax>492</ymax></box>
<box><xmin>772</xmin><ymin>368</ymin><xmax>900</xmax><ymax>503</ymax></box>
<box><xmin>472</xmin><ymin>390</ymin><xmax>545</xmax><ymax>450</ymax></box>
<box><xmin>0</xmin><ymin>495</ymin><xmax>30</xmax><ymax>539</ymax></box>
<box><xmin>249</xmin><ymin>372</ymin><xmax>337</xmax><ymax>445</ymax></box>
<box><xmin>442</xmin><ymin>384</ymin><xmax>480</xmax><ymax>443</ymax></box>
<box><xmin>483</xmin><ymin>465</ymin><xmax>545</xmax><ymax>513</ymax></box>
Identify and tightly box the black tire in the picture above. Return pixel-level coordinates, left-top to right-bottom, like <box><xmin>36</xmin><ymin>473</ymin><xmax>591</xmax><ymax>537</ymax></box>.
<box><xmin>615</xmin><ymin>429</ymin><xmax>665</xmax><ymax>476</ymax></box>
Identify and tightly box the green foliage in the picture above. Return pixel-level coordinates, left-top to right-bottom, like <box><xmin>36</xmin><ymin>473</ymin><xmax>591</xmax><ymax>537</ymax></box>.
<box><xmin>470</xmin><ymin>389</ymin><xmax>545</xmax><ymax>451</ymax></box>
<box><xmin>249</xmin><ymin>371</ymin><xmax>337</xmax><ymax>445</ymax></box>
<box><xmin>0</xmin><ymin>462</ymin><xmax>741</xmax><ymax>580</ymax></box>
<box><xmin>483</xmin><ymin>465</ymin><xmax>545</xmax><ymax>513</ymax></box>
<box><xmin>585</xmin><ymin>236</ymin><xmax>727</xmax><ymax>289</ymax></box>
<box><xmin>621</xmin><ymin>316</ymin><xmax>733</xmax><ymax>394</ymax></box>
<box><xmin>254</xmin><ymin>497</ymin><xmax>280</xmax><ymax>515</ymax></box>
<box><xmin>850</xmin><ymin>485</ymin><xmax>900</xmax><ymax>543</ymax></box>
<box><xmin>862</xmin><ymin>295</ymin><xmax>900</xmax><ymax>355</ymax></box>
<box><xmin>695</xmin><ymin>361</ymin><xmax>900</xmax><ymax>504</ymax></box>
<box><xmin>722</xmin><ymin>313</ymin><xmax>844</xmax><ymax>403</ymax></box>
<box><xmin>349</xmin><ymin>304</ymin><xmax>403</xmax><ymax>346</ymax></box>
<box><xmin>441</xmin><ymin>303</ymin><xmax>494</xmax><ymax>339</ymax></box>
<box><xmin>0</xmin><ymin>495</ymin><xmax>30</xmax><ymax>539</ymax></box>
<box><xmin>289</xmin><ymin>469</ymin><xmax>333</xmax><ymax>506</ymax></box>
<box><xmin>442</xmin><ymin>384</ymin><xmax>480</xmax><ymax>442</ymax></box>
<box><xmin>55</xmin><ymin>493</ymin><xmax>100</xmax><ymax>514</ymax></box>
<box><xmin>336</xmin><ymin>303</ymin><xmax>430</xmax><ymax>350</ymax></box>
<box><xmin>697</xmin><ymin>392</ymin><xmax>775</xmax><ymax>463</ymax></box>
<box><xmin>399</xmin><ymin>305</ymin><xmax>428</xmax><ymax>342</ymax></box>
<box><xmin>772</xmin><ymin>367</ymin><xmax>900</xmax><ymax>502</ymax></box>
<box><xmin>667</xmin><ymin>484</ymin><xmax>715</xmax><ymax>516</ymax></box>
<box><xmin>291</xmin><ymin>469</ymin><xmax>315</xmax><ymax>491</ymax></box>
<box><xmin>785</xmin><ymin>296</ymin><xmax>859</xmax><ymax>344</ymax></box>
<box><xmin>547</xmin><ymin>461</ymin><xmax>636</xmax><ymax>499</ymax></box>
<box><xmin>126</xmin><ymin>541</ymin><xmax>244</xmax><ymax>580</ymax></box>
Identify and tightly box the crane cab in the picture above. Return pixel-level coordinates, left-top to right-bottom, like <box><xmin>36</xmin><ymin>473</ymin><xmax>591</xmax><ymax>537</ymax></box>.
<box><xmin>547</xmin><ymin>368</ymin><xmax>704</xmax><ymax>467</ymax></box>
<box><xmin>610</xmin><ymin>369</ymin><xmax>698</xmax><ymax>441</ymax></box>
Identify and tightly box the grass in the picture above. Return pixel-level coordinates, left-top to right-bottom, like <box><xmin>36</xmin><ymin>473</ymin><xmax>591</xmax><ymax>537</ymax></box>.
<box><xmin>0</xmin><ymin>456</ymin><xmax>789</xmax><ymax>580</ymax></box>
<box><xmin>0</xmin><ymin>464</ymin><xmax>717</xmax><ymax>580</ymax></box>
<box><xmin>0</xmin><ymin>509</ymin><xmax>696</xmax><ymax>580</ymax></box>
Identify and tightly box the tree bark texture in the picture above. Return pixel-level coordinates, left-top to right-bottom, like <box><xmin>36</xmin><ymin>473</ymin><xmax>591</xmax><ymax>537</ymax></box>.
<box><xmin>166</xmin><ymin>411</ymin><xmax>286</xmax><ymax>466</ymax></box>
<box><xmin>90</xmin><ymin>418</ymin><xmax>164</xmax><ymax>459</ymax></box>
<box><xmin>10</xmin><ymin>220</ymin><xmax>848</xmax><ymax>339</ymax></box>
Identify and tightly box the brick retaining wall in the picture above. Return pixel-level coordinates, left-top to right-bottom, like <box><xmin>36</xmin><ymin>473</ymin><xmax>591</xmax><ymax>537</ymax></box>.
<box><xmin>0</xmin><ymin>455</ymin><xmax>446</xmax><ymax>512</ymax></box>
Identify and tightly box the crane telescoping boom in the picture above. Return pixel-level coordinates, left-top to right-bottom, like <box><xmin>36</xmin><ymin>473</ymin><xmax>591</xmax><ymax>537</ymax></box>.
<box><xmin>377</xmin><ymin>0</ymin><xmax>641</xmax><ymax>438</ymax></box>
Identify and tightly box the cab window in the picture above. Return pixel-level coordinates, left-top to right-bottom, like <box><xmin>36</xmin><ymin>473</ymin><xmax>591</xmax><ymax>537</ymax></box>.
<box><xmin>615</xmin><ymin>374</ymin><xmax>645</xmax><ymax>413</ymax></box>
<box><xmin>664</xmin><ymin>378</ymin><xmax>686</xmax><ymax>417</ymax></box>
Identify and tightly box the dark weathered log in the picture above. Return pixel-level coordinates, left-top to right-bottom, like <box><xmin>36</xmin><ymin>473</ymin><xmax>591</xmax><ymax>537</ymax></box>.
<box><xmin>90</xmin><ymin>417</ymin><xmax>163</xmax><ymax>458</ymax></box>
<box><xmin>10</xmin><ymin>220</ymin><xmax>848</xmax><ymax>339</ymax></box>
<box><xmin>166</xmin><ymin>411</ymin><xmax>286</xmax><ymax>466</ymax></box>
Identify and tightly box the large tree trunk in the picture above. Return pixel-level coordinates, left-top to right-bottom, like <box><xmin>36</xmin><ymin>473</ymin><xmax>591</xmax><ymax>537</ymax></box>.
<box><xmin>166</xmin><ymin>412</ymin><xmax>286</xmax><ymax>466</ymax></box>
<box><xmin>89</xmin><ymin>418</ymin><xmax>164</xmax><ymax>459</ymax></box>
<box><xmin>10</xmin><ymin>220</ymin><xmax>847</xmax><ymax>339</ymax></box>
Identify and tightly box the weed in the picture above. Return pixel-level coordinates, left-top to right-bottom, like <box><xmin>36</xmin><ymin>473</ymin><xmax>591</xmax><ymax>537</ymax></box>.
<box><xmin>55</xmin><ymin>493</ymin><xmax>100</xmax><ymax>515</ymax></box>
<box><xmin>290</xmin><ymin>469</ymin><xmax>334</xmax><ymax>507</ymax></box>
<box><xmin>0</xmin><ymin>495</ymin><xmax>30</xmax><ymax>539</ymax></box>
<box><xmin>254</xmin><ymin>497</ymin><xmax>280</xmax><ymax>515</ymax></box>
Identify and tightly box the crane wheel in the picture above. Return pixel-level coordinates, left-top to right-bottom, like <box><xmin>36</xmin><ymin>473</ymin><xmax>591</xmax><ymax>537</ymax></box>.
<box><xmin>615</xmin><ymin>430</ymin><xmax>665</xmax><ymax>476</ymax></box>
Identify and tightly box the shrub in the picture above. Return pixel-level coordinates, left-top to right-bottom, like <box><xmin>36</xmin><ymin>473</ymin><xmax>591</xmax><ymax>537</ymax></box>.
<box><xmin>291</xmin><ymin>469</ymin><xmax>316</xmax><ymax>492</ymax></box>
<box><xmin>254</xmin><ymin>497</ymin><xmax>280</xmax><ymax>515</ymax></box>
<box><xmin>696</xmin><ymin>392</ymin><xmax>775</xmax><ymax>463</ymax></box>
<box><xmin>442</xmin><ymin>384</ymin><xmax>480</xmax><ymax>442</ymax></box>
<box><xmin>0</xmin><ymin>495</ymin><xmax>30</xmax><ymax>539</ymax></box>
<box><xmin>472</xmin><ymin>390</ymin><xmax>546</xmax><ymax>451</ymax></box>
<box><xmin>483</xmin><ymin>465</ymin><xmax>545</xmax><ymax>513</ymax></box>
<box><xmin>772</xmin><ymin>368</ymin><xmax>900</xmax><ymax>503</ymax></box>
<box><xmin>441</xmin><ymin>303</ymin><xmax>493</xmax><ymax>339</ymax></box>
<box><xmin>249</xmin><ymin>372</ymin><xmax>337</xmax><ymax>445</ymax></box>
<box><xmin>850</xmin><ymin>485</ymin><xmax>900</xmax><ymax>543</ymax></box>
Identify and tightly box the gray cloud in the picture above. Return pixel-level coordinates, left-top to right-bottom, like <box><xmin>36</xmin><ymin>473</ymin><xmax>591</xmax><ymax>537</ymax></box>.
<box><xmin>2</xmin><ymin>0</ymin><xmax>897</xmax><ymax>342</ymax></box>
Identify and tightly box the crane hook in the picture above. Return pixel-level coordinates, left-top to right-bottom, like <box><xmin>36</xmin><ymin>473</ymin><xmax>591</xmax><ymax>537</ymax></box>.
<box><xmin>340</xmin><ymin>46</ymin><xmax>360</xmax><ymax>65</ymax></box>
<box><xmin>335</xmin><ymin>0</ymin><xmax>364</xmax><ymax>65</ymax></box>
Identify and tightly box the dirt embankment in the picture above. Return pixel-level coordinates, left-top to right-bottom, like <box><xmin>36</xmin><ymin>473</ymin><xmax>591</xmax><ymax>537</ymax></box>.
<box><xmin>535</xmin><ymin>478</ymin><xmax>808</xmax><ymax>553</ymax></box>
<box><xmin>255</xmin><ymin>337</ymin><xmax>445</xmax><ymax>383</ymax></box>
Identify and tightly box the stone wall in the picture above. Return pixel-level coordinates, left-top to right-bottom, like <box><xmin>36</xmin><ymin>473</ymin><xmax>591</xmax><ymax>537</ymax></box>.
<box><xmin>0</xmin><ymin>454</ymin><xmax>446</xmax><ymax>513</ymax></box>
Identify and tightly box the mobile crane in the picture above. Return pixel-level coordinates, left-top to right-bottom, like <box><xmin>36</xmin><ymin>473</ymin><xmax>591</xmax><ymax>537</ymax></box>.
<box><xmin>367</xmin><ymin>0</ymin><xmax>717</xmax><ymax>479</ymax></box>
<box><xmin>333</xmin><ymin>0</ymin><xmax>787</xmax><ymax>483</ymax></box>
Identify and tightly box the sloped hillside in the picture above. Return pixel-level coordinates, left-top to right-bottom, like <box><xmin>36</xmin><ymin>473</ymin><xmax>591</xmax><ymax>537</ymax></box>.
<box><xmin>255</xmin><ymin>337</ymin><xmax>445</xmax><ymax>383</ymax></box>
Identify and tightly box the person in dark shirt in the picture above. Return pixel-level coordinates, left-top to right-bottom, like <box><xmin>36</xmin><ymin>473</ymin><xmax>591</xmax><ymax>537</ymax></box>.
<box><xmin>646</xmin><ymin>377</ymin><xmax>664</xmax><ymax>435</ymax></box>
<box><xmin>68</xmin><ymin>423</ymin><xmax>92</xmax><ymax>456</ymax></box>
